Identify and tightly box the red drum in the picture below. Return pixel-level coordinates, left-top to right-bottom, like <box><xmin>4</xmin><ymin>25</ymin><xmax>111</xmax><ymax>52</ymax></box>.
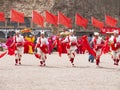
<box><xmin>95</xmin><ymin>44</ymin><xmax>103</xmax><ymax>50</ymax></box>
<box><xmin>66</xmin><ymin>43</ymin><xmax>70</xmax><ymax>49</ymax></box>
<box><xmin>36</xmin><ymin>43</ymin><xmax>40</xmax><ymax>47</ymax></box>
<box><xmin>16</xmin><ymin>42</ymin><xmax>23</xmax><ymax>47</ymax></box>
<box><xmin>116</xmin><ymin>42</ymin><xmax>120</xmax><ymax>49</ymax></box>
<box><xmin>40</xmin><ymin>44</ymin><xmax>48</xmax><ymax>54</ymax></box>
<box><xmin>111</xmin><ymin>44</ymin><xmax>116</xmax><ymax>50</ymax></box>
<box><xmin>71</xmin><ymin>42</ymin><xmax>76</xmax><ymax>46</ymax></box>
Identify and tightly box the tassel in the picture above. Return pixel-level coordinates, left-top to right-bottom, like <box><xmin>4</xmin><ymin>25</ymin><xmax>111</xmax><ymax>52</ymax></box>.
<box><xmin>96</xmin><ymin>59</ymin><xmax>100</xmax><ymax>66</ymax></box>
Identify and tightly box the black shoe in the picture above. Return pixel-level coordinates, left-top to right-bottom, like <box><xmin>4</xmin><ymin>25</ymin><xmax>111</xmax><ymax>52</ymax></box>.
<box><xmin>91</xmin><ymin>60</ymin><xmax>94</xmax><ymax>63</ymax></box>
<box><xmin>43</xmin><ymin>63</ymin><xmax>46</xmax><ymax>66</ymax></box>
<box><xmin>19</xmin><ymin>62</ymin><xmax>21</xmax><ymax>65</ymax></box>
<box><xmin>72</xmin><ymin>63</ymin><xmax>75</xmax><ymax>67</ymax></box>
<box><xmin>88</xmin><ymin>59</ymin><xmax>91</xmax><ymax>62</ymax></box>
<box><xmin>15</xmin><ymin>63</ymin><xmax>18</xmax><ymax>65</ymax></box>
<box><xmin>114</xmin><ymin>63</ymin><xmax>118</xmax><ymax>66</ymax></box>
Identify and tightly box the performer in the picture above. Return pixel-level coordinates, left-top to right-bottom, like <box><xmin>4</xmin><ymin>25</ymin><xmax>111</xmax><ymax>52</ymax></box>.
<box><xmin>14</xmin><ymin>31</ymin><xmax>24</xmax><ymax>65</ymax></box>
<box><xmin>35</xmin><ymin>31</ymin><xmax>48</xmax><ymax>66</ymax></box>
<box><xmin>109</xmin><ymin>30</ymin><xmax>120</xmax><ymax>65</ymax></box>
<box><xmin>77</xmin><ymin>36</ymin><xmax>86</xmax><ymax>54</ymax></box>
<box><xmin>102</xmin><ymin>36</ymin><xmax>110</xmax><ymax>54</ymax></box>
<box><xmin>48</xmin><ymin>36</ymin><xmax>53</xmax><ymax>55</ymax></box>
<box><xmin>63</xmin><ymin>29</ymin><xmax>77</xmax><ymax>66</ymax></box>
<box><xmin>53</xmin><ymin>34</ymin><xmax>62</xmax><ymax>57</ymax></box>
<box><xmin>24</xmin><ymin>35</ymin><xmax>35</xmax><ymax>54</ymax></box>
<box><xmin>76</xmin><ymin>36</ymin><xmax>82</xmax><ymax>54</ymax></box>
<box><xmin>6</xmin><ymin>35</ymin><xmax>15</xmax><ymax>55</ymax></box>
<box><xmin>92</xmin><ymin>32</ymin><xmax>104</xmax><ymax>66</ymax></box>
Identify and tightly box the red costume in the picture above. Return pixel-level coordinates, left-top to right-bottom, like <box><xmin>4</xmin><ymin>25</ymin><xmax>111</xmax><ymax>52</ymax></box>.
<box><xmin>35</xmin><ymin>32</ymin><xmax>48</xmax><ymax>66</ymax></box>
<box><xmin>6</xmin><ymin>36</ymin><xmax>15</xmax><ymax>55</ymax></box>
<box><xmin>92</xmin><ymin>32</ymin><xmax>104</xmax><ymax>66</ymax></box>
<box><xmin>63</xmin><ymin>29</ymin><xmax>77</xmax><ymax>66</ymax></box>
<box><xmin>53</xmin><ymin>36</ymin><xmax>62</xmax><ymax>57</ymax></box>
<box><xmin>48</xmin><ymin>37</ymin><xmax>53</xmax><ymax>55</ymax></box>
<box><xmin>109</xmin><ymin>30</ymin><xmax>120</xmax><ymax>65</ymax></box>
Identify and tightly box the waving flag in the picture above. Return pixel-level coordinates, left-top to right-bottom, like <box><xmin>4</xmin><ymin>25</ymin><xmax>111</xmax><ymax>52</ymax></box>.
<box><xmin>45</xmin><ymin>11</ymin><xmax>58</xmax><ymax>26</ymax></box>
<box><xmin>75</xmin><ymin>13</ymin><xmax>88</xmax><ymax>29</ymax></box>
<box><xmin>10</xmin><ymin>9</ymin><xmax>24</xmax><ymax>23</ymax></box>
<box><xmin>105</xmin><ymin>15</ymin><xmax>117</xmax><ymax>27</ymax></box>
<box><xmin>82</xmin><ymin>36</ymin><xmax>96</xmax><ymax>57</ymax></box>
<box><xmin>32</xmin><ymin>10</ymin><xmax>44</xmax><ymax>27</ymax></box>
<box><xmin>0</xmin><ymin>12</ymin><xmax>5</xmax><ymax>22</ymax></box>
<box><xmin>0</xmin><ymin>51</ymin><xmax>7</xmax><ymax>59</ymax></box>
<box><xmin>58</xmin><ymin>12</ymin><xmax>72</xmax><ymax>28</ymax></box>
<box><xmin>91</xmin><ymin>17</ymin><xmax>104</xmax><ymax>29</ymax></box>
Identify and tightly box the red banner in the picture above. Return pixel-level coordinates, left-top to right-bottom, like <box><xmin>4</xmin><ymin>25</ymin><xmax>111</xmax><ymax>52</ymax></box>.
<box><xmin>100</xmin><ymin>27</ymin><xmax>120</xmax><ymax>34</ymax></box>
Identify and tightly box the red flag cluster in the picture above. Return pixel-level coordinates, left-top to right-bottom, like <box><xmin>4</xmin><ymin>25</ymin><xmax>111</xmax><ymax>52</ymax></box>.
<box><xmin>0</xmin><ymin>9</ymin><xmax>119</xmax><ymax>29</ymax></box>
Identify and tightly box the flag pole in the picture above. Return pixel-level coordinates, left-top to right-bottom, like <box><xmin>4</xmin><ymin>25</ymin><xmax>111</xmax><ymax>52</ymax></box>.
<box><xmin>74</xmin><ymin>0</ymin><xmax>76</xmax><ymax>31</ymax></box>
<box><xmin>105</xmin><ymin>15</ymin><xmax>107</xmax><ymax>27</ymax></box>
<box><xmin>5</xmin><ymin>19</ymin><xmax>7</xmax><ymax>38</ymax></box>
<box><xmin>5</xmin><ymin>19</ymin><xmax>7</xmax><ymax>28</ymax></box>
<box><xmin>42</xmin><ymin>15</ymin><xmax>44</xmax><ymax>33</ymax></box>
<box><xmin>31</xmin><ymin>18</ymin><xmax>33</xmax><ymax>29</ymax></box>
<box><xmin>31</xmin><ymin>11</ymin><xmax>33</xmax><ymax>29</ymax></box>
<box><xmin>74</xmin><ymin>12</ymin><xmax>77</xmax><ymax>31</ymax></box>
<box><xmin>57</xmin><ymin>11</ymin><xmax>60</xmax><ymax>35</ymax></box>
<box><xmin>41</xmin><ymin>10</ymin><xmax>44</xmax><ymax>33</ymax></box>
<box><xmin>18</xmin><ymin>22</ymin><xmax>19</xmax><ymax>29</ymax></box>
<box><xmin>32</xmin><ymin>0</ymin><xmax>36</xmax><ymax>31</ymax></box>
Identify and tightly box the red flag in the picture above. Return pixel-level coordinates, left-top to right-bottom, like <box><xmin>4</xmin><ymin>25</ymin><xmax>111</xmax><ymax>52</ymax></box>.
<box><xmin>91</xmin><ymin>17</ymin><xmax>104</xmax><ymax>29</ymax></box>
<box><xmin>34</xmin><ymin>53</ymin><xmax>41</xmax><ymax>59</ymax></box>
<box><xmin>82</xmin><ymin>36</ymin><xmax>96</xmax><ymax>57</ymax></box>
<box><xmin>10</xmin><ymin>9</ymin><xmax>24</xmax><ymax>23</ymax></box>
<box><xmin>32</xmin><ymin>10</ymin><xmax>44</xmax><ymax>27</ymax></box>
<box><xmin>0</xmin><ymin>12</ymin><xmax>5</xmax><ymax>22</ymax></box>
<box><xmin>75</xmin><ymin>13</ymin><xmax>88</xmax><ymax>29</ymax></box>
<box><xmin>0</xmin><ymin>51</ymin><xmax>7</xmax><ymax>59</ymax></box>
<box><xmin>45</xmin><ymin>11</ymin><xmax>58</xmax><ymax>26</ymax></box>
<box><xmin>58</xmin><ymin>12</ymin><xmax>72</xmax><ymax>28</ymax></box>
<box><xmin>105</xmin><ymin>15</ymin><xmax>117</xmax><ymax>27</ymax></box>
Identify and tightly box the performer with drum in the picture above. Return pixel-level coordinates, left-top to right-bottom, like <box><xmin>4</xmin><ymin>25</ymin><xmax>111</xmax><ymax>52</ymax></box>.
<box><xmin>35</xmin><ymin>31</ymin><xmax>48</xmax><ymax>66</ymax></box>
<box><xmin>109</xmin><ymin>30</ymin><xmax>120</xmax><ymax>65</ymax></box>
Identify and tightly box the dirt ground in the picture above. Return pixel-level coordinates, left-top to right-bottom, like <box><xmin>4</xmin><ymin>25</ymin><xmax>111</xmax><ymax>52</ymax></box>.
<box><xmin>0</xmin><ymin>52</ymin><xmax>120</xmax><ymax>90</ymax></box>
